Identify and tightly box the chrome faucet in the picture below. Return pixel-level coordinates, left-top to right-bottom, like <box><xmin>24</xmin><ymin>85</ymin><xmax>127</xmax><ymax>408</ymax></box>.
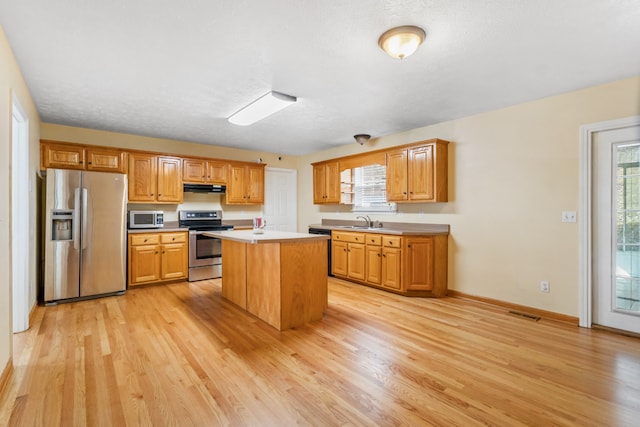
<box><xmin>356</xmin><ymin>215</ymin><xmax>372</xmax><ymax>228</ymax></box>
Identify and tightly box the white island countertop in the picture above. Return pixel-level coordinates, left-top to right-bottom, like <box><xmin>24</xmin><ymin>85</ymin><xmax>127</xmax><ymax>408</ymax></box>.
<box><xmin>203</xmin><ymin>229</ymin><xmax>331</xmax><ymax>244</ymax></box>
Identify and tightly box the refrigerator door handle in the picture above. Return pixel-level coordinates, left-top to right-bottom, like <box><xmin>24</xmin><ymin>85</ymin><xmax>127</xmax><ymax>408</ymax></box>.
<box><xmin>74</xmin><ymin>187</ymin><xmax>81</xmax><ymax>250</ymax></box>
<box><xmin>82</xmin><ymin>187</ymin><xmax>88</xmax><ymax>250</ymax></box>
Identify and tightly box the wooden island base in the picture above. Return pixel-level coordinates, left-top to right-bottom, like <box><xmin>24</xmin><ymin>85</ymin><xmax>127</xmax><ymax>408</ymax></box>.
<box><xmin>220</xmin><ymin>235</ymin><xmax>328</xmax><ymax>331</ymax></box>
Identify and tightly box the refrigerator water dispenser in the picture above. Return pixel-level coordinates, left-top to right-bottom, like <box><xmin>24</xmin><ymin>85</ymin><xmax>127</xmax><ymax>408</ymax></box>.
<box><xmin>51</xmin><ymin>210</ymin><xmax>73</xmax><ymax>241</ymax></box>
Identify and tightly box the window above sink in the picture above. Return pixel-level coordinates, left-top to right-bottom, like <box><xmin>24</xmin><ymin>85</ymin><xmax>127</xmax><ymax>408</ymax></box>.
<box><xmin>351</xmin><ymin>164</ymin><xmax>396</xmax><ymax>213</ymax></box>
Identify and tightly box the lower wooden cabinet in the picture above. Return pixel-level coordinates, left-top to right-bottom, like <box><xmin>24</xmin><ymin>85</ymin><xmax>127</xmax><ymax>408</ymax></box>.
<box><xmin>331</xmin><ymin>231</ymin><xmax>365</xmax><ymax>281</ymax></box>
<box><xmin>379</xmin><ymin>236</ymin><xmax>401</xmax><ymax>290</ymax></box>
<box><xmin>128</xmin><ymin>231</ymin><xmax>188</xmax><ymax>286</ymax></box>
<box><xmin>332</xmin><ymin>230</ymin><xmax>447</xmax><ymax>297</ymax></box>
<box><xmin>365</xmin><ymin>244</ymin><xmax>382</xmax><ymax>285</ymax></box>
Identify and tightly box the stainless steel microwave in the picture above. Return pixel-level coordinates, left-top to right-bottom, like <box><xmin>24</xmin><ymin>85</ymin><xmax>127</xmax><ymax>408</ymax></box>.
<box><xmin>128</xmin><ymin>210</ymin><xmax>164</xmax><ymax>228</ymax></box>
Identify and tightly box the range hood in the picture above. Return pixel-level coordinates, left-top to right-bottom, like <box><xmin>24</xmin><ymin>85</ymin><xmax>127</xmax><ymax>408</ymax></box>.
<box><xmin>183</xmin><ymin>183</ymin><xmax>226</xmax><ymax>193</ymax></box>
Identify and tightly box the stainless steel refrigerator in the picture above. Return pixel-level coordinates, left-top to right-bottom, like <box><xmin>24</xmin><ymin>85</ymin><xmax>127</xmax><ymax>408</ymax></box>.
<box><xmin>43</xmin><ymin>169</ymin><xmax>128</xmax><ymax>303</ymax></box>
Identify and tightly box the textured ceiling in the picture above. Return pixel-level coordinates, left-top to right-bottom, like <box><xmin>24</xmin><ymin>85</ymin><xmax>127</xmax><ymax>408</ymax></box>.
<box><xmin>1</xmin><ymin>1</ymin><xmax>639</xmax><ymax>155</ymax></box>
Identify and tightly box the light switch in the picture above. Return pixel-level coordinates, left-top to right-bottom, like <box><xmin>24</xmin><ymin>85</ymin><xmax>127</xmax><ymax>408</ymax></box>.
<box><xmin>562</xmin><ymin>211</ymin><xmax>577</xmax><ymax>223</ymax></box>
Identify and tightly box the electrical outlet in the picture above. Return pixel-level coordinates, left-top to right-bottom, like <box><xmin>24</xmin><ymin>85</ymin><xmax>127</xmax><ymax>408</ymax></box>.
<box><xmin>562</xmin><ymin>211</ymin><xmax>577</xmax><ymax>223</ymax></box>
<box><xmin>540</xmin><ymin>280</ymin><xmax>550</xmax><ymax>293</ymax></box>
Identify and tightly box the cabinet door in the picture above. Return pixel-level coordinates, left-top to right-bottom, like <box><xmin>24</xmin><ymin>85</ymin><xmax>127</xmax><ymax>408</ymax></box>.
<box><xmin>208</xmin><ymin>161</ymin><xmax>228</xmax><ymax>184</ymax></box>
<box><xmin>129</xmin><ymin>244</ymin><xmax>161</xmax><ymax>285</ymax></box>
<box><xmin>42</xmin><ymin>143</ymin><xmax>85</xmax><ymax>170</ymax></box>
<box><xmin>227</xmin><ymin>164</ymin><xmax>248</xmax><ymax>204</ymax></box>
<box><xmin>404</xmin><ymin>238</ymin><xmax>435</xmax><ymax>291</ymax></box>
<box><xmin>86</xmin><ymin>147</ymin><xmax>126</xmax><ymax>173</ymax></box>
<box><xmin>381</xmin><ymin>247</ymin><xmax>402</xmax><ymax>290</ymax></box>
<box><xmin>324</xmin><ymin>162</ymin><xmax>341</xmax><ymax>203</ymax></box>
<box><xmin>347</xmin><ymin>243</ymin><xmax>365</xmax><ymax>281</ymax></box>
<box><xmin>157</xmin><ymin>156</ymin><xmax>183</xmax><ymax>203</ymax></box>
<box><xmin>365</xmin><ymin>245</ymin><xmax>382</xmax><ymax>285</ymax></box>
<box><xmin>128</xmin><ymin>153</ymin><xmax>157</xmax><ymax>202</ymax></box>
<box><xmin>246</xmin><ymin>164</ymin><xmax>264</xmax><ymax>204</ymax></box>
<box><xmin>332</xmin><ymin>240</ymin><xmax>348</xmax><ymax>276</ymax></box>
<box><xmin>313</xmin><ymin>164</ymin><xmax>327</xmax><ymax>204</ymax></box>
<box><xmin>161</xmin><ymin>242</ymin><xmax>188</xmax><ymax>280</ymax></box>
<box><xmin>408</xmin><ymin>145</ymin><xmax>434</xmax><ymax>201</ymax></box>
<box><xmin>386</xmin><ymin>149</ymin><xmax>408</xmax><ymax>201</ymax></box>
<box><xmin>183</xmin><ymin>158</ymin><xmax>207</xmax><ymax>183</ymax></box>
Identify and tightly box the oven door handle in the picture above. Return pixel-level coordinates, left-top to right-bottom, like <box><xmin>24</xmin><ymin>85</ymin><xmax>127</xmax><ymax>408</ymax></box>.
<box><xmin>190</xmin><ymin>230</ymin><xmax>227</xmax><ymax>236</ymax></box>
<box><xmin>190</xmin><ymin>230</ymin><xmax>215</xmax><ymax>236</ymax></box>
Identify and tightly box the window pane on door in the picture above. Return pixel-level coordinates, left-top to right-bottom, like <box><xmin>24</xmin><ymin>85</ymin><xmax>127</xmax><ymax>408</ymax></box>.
<box><xmin>615</xmin><ymin>143</ymin><xmax>640</xmax><ymax>313</ymax></box>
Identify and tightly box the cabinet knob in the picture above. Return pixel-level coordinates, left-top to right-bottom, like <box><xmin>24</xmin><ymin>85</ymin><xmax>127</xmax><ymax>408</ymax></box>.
<box><xmin>343</xmin><ymin>249</ymin><xmax>347</xmax><ymax>252</ymax></box>
<box><xmin>377</xmin><ymin>253</ymin><xmax>381</xmax><ymax>257</ymax></box>
<box><xmin>144</xmin><ymin>239</ymin><xmax>148</xmax><ymax>242</ymax></box>
<box><xmin>155</xmin><ymin>251</ymin><xmax>158</xmax><ymax>254</ymax></box>
<box><xmin>408</xmin><ymin>244</ymin><xmax>412</xmax><ymax>248</ymax></box>
<box><xmin>382</xmin><ymin>254</ymin><xmax>386</xmax><ymax>258</ymax></box>
<box><xmin>158</xmin><ymin>194</ymin><xmax>162</xmax><ymax>197</ymax></box>
<box><xmin>79</xmin><ymin>161</ymin><xmax>83</xmax><ymax>164</ymax></box>
<box><xmin>403</xmin><ymin>192</ymin><xmax>407</xmax><ymax>195</ymax></box>
<box><xmin>88</xmin><ymin>162</ymin><xmax>92</xmax><ymax>165</ymax></box>
<box><xmin>172</xmin><ymin>237</ymin><xmax>175</xmax><ymax>241</ymax></box>
<box><xmin>162</xmin><ymin>251</ymin><xmax>165</xmax><ymax>254</ymax></box>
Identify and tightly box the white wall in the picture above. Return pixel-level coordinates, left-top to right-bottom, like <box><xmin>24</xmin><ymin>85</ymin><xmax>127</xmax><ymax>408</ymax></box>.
<box><xmin>297</xmin><ymin>76</ymin><xmax>640</xmax><ymax>317</ymax></box>
<box><xmin>0</xmin><ymin>25</ymin><xmax>41</xmax><ymax>375</ymax></box>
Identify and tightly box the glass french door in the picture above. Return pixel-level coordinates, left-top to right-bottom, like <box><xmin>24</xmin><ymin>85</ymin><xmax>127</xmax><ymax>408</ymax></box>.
<box><xmin>593</xmin><ymin>125</ymin><xmax>640</xmax><ymax>333</ymax></box>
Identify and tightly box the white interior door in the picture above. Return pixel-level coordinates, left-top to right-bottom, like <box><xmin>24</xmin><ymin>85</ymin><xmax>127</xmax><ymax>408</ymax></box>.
<box><xmin>264</xmin><ymin>168</ymin><xmax>297</xmax><ymax>232</ymax></box>
<box><xmin>593</xmin><ymin>123</ymin><xmax>640</xmax><ymax>333</ymax></box>
<box><xmin>12</xmin><ymin>93</ymin><xmax>30</xmax><ymax>333</ymax></box>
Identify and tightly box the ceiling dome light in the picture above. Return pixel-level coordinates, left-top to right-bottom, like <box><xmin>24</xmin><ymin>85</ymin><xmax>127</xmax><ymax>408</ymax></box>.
<box><xmin>378</xmin><ymin>25</ymin><xmax>426</xmax><ymax>60</ymax></box>
<box><xmin>354</xmin><ymin>134</ymin><xmax>371</xmax><ymax>145</ymax></box>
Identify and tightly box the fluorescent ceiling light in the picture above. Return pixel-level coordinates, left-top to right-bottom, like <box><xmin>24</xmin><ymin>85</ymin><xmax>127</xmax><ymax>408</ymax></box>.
<box><xmin>228</xmin><ymin>91</ymin><xmax>297</xmax><ymax>126</ymax></box>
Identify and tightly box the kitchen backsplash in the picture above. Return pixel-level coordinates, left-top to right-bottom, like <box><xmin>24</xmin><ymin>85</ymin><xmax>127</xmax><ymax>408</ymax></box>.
<box><xmin>127</xmin><ymin>192</ymin><xmax>262</xmax><ymax>222</ymax></box>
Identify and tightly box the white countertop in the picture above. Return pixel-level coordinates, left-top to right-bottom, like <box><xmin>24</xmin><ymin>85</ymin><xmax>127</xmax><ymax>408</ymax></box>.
<box><xmin>203</xmin><ymin>229</ymin><xmax>331</xmax><ymax>244</ymax></box>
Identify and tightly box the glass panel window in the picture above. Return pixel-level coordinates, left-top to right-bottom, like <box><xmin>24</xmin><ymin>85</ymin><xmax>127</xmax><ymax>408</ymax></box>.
<box><xmin>351</xmin><ymin>164</ymin><xmax>396</xmax><ymax>213</ymax></box>
<box><xmin>614</xmin><ymin>143</ymin><xmax>640</xmax><ymax>313</ymax></box>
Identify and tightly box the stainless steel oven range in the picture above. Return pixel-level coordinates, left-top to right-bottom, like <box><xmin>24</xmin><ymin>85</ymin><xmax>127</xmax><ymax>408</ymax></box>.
<box><xmin>179</xmin><ymin>210</ymin><xmax>233</xmax><ymax>281</ymax></box>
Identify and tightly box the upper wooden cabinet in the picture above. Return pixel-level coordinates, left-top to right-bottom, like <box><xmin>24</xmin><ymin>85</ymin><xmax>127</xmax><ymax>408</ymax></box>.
<box><xmin>386</xmin><ymin>140</ymin><xmax>448</xmax><ymax>203</ymax></box>
<box><xmin>41</xmin><ymin>141</ymin><xmax>126</xmax><ymax>173</ymax></box>
<box><xmin>183</xmin><ymin>158</ymin><xmax>228</xmax><ymax>184</ymax></box>
<box><xmin>85</xmin><ymin>147</ymin><xmax>127</xmax><ymax>173</ymax></box>
<box><xmin>226</xmin><ymin>162</ymin><xmax>265</xmax><ymax>205</ymax></box>
<box><xmin>312</xmin><ymin>161</ymin><xmax>340</xmax><ymax>204</ymax></box>
<box><xmin>312</xmin><ymin>138</ymin><xmax>449</xmax><ymax>205</ymax></box>
<box><xmin>129</xmin><ymin>153</ymin><xmax>183</xmax><ymax>203</ymax></box>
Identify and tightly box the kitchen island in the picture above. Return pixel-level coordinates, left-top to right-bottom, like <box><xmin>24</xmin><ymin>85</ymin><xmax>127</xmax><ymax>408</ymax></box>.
<box><xmin>204</xmin><ymin>230</ymin><xmax>330</xmax><ymax>330</ymax></box>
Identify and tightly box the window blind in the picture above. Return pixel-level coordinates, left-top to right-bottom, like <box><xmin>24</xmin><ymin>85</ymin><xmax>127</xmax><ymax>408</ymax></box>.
<box><xmin>352</xmin><ymin>164</ymin><xmax>396</xmax><ymax>212</ymax></box>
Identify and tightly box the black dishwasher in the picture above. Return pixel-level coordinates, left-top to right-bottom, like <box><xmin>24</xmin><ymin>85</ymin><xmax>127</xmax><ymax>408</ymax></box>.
<box><xmin>308</xmin><ymin>227</ymin><xmax>332</xmax><ymax>276</ymax></box>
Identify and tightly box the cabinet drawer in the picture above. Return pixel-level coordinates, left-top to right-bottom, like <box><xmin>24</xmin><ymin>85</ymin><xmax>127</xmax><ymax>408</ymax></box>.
<box><xmin>365</xmin><ymin>234</ymin><xmax>382</xmax><ymax>246</ymax></box>
<box><xmin>130</xmin><ymin>234</ymin><xmax>159</xmax><ymax>245</ymax></box>
<box><xmin>382</xmin><ymin>236</ymin><xmax>402</xmax><ymax>247</ymax></box>
<box><xmin>332</xmin><ymin>231</ymin><xmax>364</xmax><ymax>243</ymax></box>
<box><xmin>160</xmin><ymin>232</ymin><xmax>187</xmax><ymax>243</ymax></box>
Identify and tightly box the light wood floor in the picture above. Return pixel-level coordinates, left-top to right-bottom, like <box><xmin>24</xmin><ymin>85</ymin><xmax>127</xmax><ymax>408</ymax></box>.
<box><xmin>1</xmin><ymin>278</ymin><xmax>640</xmax><ymax>426</ymax></box>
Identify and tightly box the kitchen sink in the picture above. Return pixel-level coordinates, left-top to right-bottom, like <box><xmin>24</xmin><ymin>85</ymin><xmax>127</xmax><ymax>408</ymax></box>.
<box><xmin>334</xmin><ymin>225</ymin><xmax>386</xmax><ymax>231</ymax></box>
